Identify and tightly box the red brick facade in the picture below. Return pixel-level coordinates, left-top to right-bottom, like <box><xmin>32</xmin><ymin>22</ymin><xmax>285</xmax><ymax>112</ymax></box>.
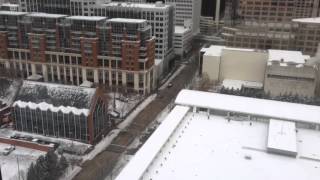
<box><xmin>80</xmin><ymin>37</ymin><xmax>99</xmax><ymax>67</ymax></box>
<box><xmin>146</xmin><ymin>38</ymin><xmax>155</xmax><ymax>69</ymax></box>
<box><xmin>29</xmin><ymin>33</ymin><xmax>47</xmax><ymax>62</ymax></box>
<box><xmin>0</xmin><ymin>137</ymin><xmax>53</xmax><ymax>152</ymax></box>
<box><xmin>0</xmin><ymin>32</ymin><xmax>8</xmax><ymax>59</ymax></box>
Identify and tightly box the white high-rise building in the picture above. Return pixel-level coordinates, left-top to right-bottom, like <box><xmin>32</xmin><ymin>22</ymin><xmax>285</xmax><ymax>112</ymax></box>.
<box><xmin>165</xmin><ymin>0</ymin><xmax>202</xmax><ymax>34</ymax></box>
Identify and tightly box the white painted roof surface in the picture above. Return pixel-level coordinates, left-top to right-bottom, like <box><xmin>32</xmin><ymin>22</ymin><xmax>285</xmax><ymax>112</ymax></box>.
<box><xmin>268</xmin><ymin>49</ymin><xmax>306</xmax><ymax>64</ymax></box>
<box><xmin>222</xmin><ymin>79</ymin><xmax>263</xmax><ymax>90</ymax></box>
<box><xmin>115</xmin><ymin>105</ymin><xmax>190</xmax><ymax>180</ymax></box>
<box><xmin>107</xmin><ymin>18</ymin><xmax>146</xmax><ymax>24</ymax></box>
<box><xmin>267</xmin><ymin>119</ymin><xmax>297</xmax><ymax>156</ymax></box>
<box><xmin>175</xmin><ymin>89</ymin><xmax>320</xmax><ymax>125</ymax></box>
<box><xmin>67</xmin><ymin>16</ymin><xmax>106</xmax><ymax>21</ymax></box>
<box><xmin>139</xmin><ymin>113</ymin><xmax>320</xmax><ymax>180</ymax></box>
<box><xmin>27</xmin><ymin>12</ymin><xmax>67</xmax><ymax>18</ymax></box>
<box><xmin>292</xmin><ymin>17</ymin><xmax>320</xmax><ymax>24</ymax></box>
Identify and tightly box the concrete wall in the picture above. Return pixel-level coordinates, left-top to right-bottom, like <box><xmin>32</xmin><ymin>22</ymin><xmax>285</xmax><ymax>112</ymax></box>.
<box><xmin>264</xmin><ymin>64</ymin><xmax>316</xmax><ymax>97</ymax></box>
<box><xmin>202</xmin><ymin>55</ymin><xmax>220</xmax><ymax>81</ymax></box>
<box><xmin>219</xmin><ymin>49</ymin><xmax>268</xmax><ymax>83</ymax></box>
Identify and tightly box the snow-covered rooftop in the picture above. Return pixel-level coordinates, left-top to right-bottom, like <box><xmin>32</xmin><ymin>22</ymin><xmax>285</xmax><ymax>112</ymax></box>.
<box><xmin>14</xmin><ymin>81</ymin><xmax>96</xmax><ymax>112</ymax></box>
<box><xmin>201</xmin><ymin>45</ymin><xmax>256</xmax><ymax>57</ymax></box>
<box><xmin>115</xmin><ymin>105</ymin><xmax>190</xmax><ymax>180</ymax></box>
<box><xmin>13</xmin><ymin>100</ymin><xmax>90</xmax><ymax>115</ymax></box>
<box><xmin>100</xmin><ymin>2</ymin><xmax>170</xmax><ymax>9</ymax></box>
<box><xmin>222</xmin><ymin>79</ymin><xmax>263</xmax><ymax>90</ymax></box>
<box><xmin>174</xmin><ymin>26</ymin><xmax>191</xmax><ymax>34</ymax></box>
<box><xmin>292</xmin><ymin>17</ymin><xmax>320</xmax><ymax>24</ymax></box>
<box><xmin>267</xmin><ymin>119</ymin><xmax>297</xmax><ymax>156</ymax></box>
<box><xmin>1</xmin><ymin>3</ymin><xmax>19</xmax><ymax>7</ymax></box>
<box><xmin>268</xmin><ymin>49</ymin><xmax>307</xmax><ymax>64</ymax></box>
<box><xmin>175</xmin><ymin>89</ymin><xmax>320</xmax><ymax>125</ymax></box>
<box><xmin>107</xmin><ymin>18</ymin><xmax>146</xmax><ymax>24</ymax></box>
<box><xmin>27</xmin><ymin>12</ymin><xmax>67</xmax><ymax>18</ymax></box>
<box><xmin>0</xmin><ymin>10</ymin><xmax>27</xmax><ymax>16</ymax></box>
<box><xmin>201</xmin><ymin>45</ymin><xmax>225</xmax><ymax>56</ymax></box>
<box><xmin>66</xmin><ymin>16</ymin><xmax>106</xmax><ymax>21</ymax></box>
<box><xmin>0</xmin><ymin>78</ymin><xmax>21</xmax><ymax>110</ymax></box>
<box><xmin>117</xmin><ymin>110</ymin><xmax>320</xmax><ymax>180</ymax></box>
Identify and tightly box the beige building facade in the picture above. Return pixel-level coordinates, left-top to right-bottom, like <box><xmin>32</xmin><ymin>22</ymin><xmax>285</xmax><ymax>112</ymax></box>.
<box><xmin>200</xmin><ymin>46</ymin><xmax>267</xmax><ymax>84</ymax></box>
<box><xmin>200</xmin><ymin>45</ymin><xmax>318</xmax><ymax>97</ymax></box>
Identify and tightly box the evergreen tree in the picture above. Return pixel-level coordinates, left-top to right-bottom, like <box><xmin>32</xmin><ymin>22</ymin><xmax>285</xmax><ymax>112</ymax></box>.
<box><xmin>27</xmin><ymin>163</ymin><xmax>37</xmax><ymax>180</ymax></box>
<box><xmin>59</xmin><ymin>155</ymin><xmax>68</xmax><ymax>172</ymax></box>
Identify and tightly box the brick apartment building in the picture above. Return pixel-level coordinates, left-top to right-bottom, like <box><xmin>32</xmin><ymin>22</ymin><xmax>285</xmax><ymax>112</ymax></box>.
<box><xmin>17</xmin><ymin>0</ymin><xmax>175</xmax><ymax>75</ymax></box>
<box><xmin>0</xmin><ymin>11</ymin><xmax>156</xmax><ymax>94</ymax></box>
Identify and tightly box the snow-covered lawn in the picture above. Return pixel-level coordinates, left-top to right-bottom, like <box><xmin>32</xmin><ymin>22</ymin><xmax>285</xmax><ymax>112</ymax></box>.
<box><xmin>0</xmin><ymin>142</ymin><xmax>45</xmax><ymax>180</ymax></box>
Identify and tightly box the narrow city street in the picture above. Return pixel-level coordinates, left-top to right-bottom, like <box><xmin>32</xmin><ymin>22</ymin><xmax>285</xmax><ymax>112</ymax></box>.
<box><xmin>73</xmin><ymin>43</ymin><xmax>202</xmax><ymax>180</ymax></box>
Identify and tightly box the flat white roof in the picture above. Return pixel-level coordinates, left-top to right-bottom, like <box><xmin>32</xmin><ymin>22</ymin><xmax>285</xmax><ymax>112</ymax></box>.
<box><xmin>27</xmin><ymin>12</ymin><xmax>67</xmax><ymax>18</ymax></box>
<box><xmin>201</xmin><ymin>45</ymin><xmax>225</xmax><ymax>56</ymax></box>
<box><xmin>267</xmin><ymin>119</ymin><xmax>297</xmax><ymax>156</ymax></box>
<box><xmin>292</xmin><ymin>17</ymin><xmax>320</xmax><ymax>24</ymax></box>
<box><xmin>107</xmin><ymin>18</ymin><xmax>146</xmax><ymax>24</ymax></box>
<box><xmin>268</xmin><ymin>49</ymin><xmax>306</xmax><ymax>64</ymax></box>
<box><xmin>115</xmin><ymin>105</ymin><xmax>190</xmax><ymax>180</ymax></box>
<box><xmin>66</xmin><ymin>16</ymin><xmax>106</xmax><ymax>21</ymax></box>
<box><xmin>0</xmin><ymin>11</ymin><xmax>27</xmax><ymax>16</ymax></box>
<box><xmin>175</xmin><ymin>26</ymin><xmax>191</xmax><ymax>34</ymax></box>
<box><xmin>175</xmin><ymin>90</ymin><xmax>320</xmax><ymax>125</ymax></box>
<box><xmin>117</xmin><ymin>111</ymin><xmax>320</xmax><ymax>180</ymax></box>
<box><xmin>222</xmin><ymin>79</ymin><xmax>263</xmax><ymax>90</ymax></box>
<box><xmin>201</xmin><ymin>45</ymin><xmax>256</xmax><ymax>57</ymax></box>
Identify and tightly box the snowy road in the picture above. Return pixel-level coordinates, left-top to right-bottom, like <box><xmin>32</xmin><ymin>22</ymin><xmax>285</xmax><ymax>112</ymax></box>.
<box><xmin>73</xmin><ymin>42</ymin><xmax>202</xmax><ymax>180</ymax></box>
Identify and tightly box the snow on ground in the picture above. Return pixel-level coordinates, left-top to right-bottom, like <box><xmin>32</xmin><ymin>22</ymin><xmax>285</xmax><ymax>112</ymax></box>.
<box><xmin>58</xmin><ymin>165</ymin><xmax>82</xmax><ymax>180</ymax></box>
<box><xmin>107</xmin><ymin>93</ymin><xmax>144</xmax><ymax>120</ymax></box>
<box><xmin>117</xmin><ymin>94</ymin><xmax>157</xmax><ymax>130</ymax></box>
<box><xmin>82</xmin><ymin>129</ymin><xmax>120</xmax><ymax>162</ymax></box>
<box><xmin>127</xmin><ymin>112</ymin><xmax>320</xmax><ymax>180</ymax></box>
<box><xmin>0</xmin><ymin>78</ymin><xmax>20</xmax><ymax>110</ymax></box>
<box><xmin>0</xmin><ymin>142</ymin><xmax>45</xmax><ymax>180</ymax></box>
<box><xmin>105</xmin><ymin>95</ymin><xmax>170</xmax><ymax>180</ymax></box>
<box><xmin>72</xmin><ymin>93</ymin><xmax>156</xmax><ymax>162</ymax></box>
<box><xmin>62</xmin><ymin>94</ymin><xmax>157</xmax><ymax>179</ymax></box>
